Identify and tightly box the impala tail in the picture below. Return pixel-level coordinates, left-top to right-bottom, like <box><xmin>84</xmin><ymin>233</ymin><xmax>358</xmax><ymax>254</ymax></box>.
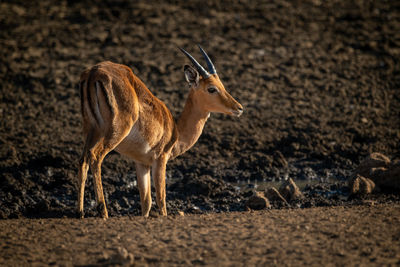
<box><xmin>79</xmin><ymin>67</ymin><xmax>118</xmax><ymax>130</ymax></box>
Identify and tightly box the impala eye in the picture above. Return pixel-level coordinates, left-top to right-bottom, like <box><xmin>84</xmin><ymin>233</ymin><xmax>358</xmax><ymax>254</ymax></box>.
<box><xmin>207</xmin><ymin>87</ymin><xmax>218</xmax><ymax>94</ymax></box>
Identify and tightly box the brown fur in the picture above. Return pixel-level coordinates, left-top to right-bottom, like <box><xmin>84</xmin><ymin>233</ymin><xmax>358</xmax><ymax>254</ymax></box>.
<box><xmin>77</xmin><ymin>61</ymin><xmax>242</xmax><ymax>218</ymax></box>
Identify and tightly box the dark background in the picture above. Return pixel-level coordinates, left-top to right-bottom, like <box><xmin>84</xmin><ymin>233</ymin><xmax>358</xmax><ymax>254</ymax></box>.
<box><xmin>0</xmin><ymin>0</ymin><xmax>399</xmax><ymax>218</ymax></box>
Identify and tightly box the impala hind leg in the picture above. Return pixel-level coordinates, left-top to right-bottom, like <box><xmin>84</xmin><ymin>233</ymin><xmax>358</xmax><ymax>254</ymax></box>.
<box><xmin>135</xmin><ymin>162</ymin><xmax>152</xmax><ymax>217</ymax></box>
<box><xmin>152</xmin><ymin>157</ymin><xmax>167</xmax><ymax>216</ymax></box>
<box><xmin>77</xmin><ymin>131</ymin><xmax>110</xmax><ymax>219</ymax></box>
<box><xmin>77</xmin><ymin>132</ymin><xmax>95</xmax><ymax>219</ymax></box>
<box><xmin>88</xmin><ymin>129</ymin><xmax>133</xmax><ymax>218</ymax></box>
<box><xmin>77</xmin><ymin>138</ymin><xmax>114</xmax><ymax>219</ymax></box>
<box><xmin>88</xmin><ymin>146</ymin><xmax>110</xmax><ymax>219</ymax></box>
<box><xmin>77</xmin><ymin>154</ymin><xmax>89</xmax><ymax>218</ymax></box>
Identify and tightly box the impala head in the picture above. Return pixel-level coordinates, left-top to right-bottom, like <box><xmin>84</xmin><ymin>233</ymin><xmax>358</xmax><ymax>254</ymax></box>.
<box><xmin>180</xmin><ymin>45</ymin><xmax>243</xmax><ymax>117</ymax></box>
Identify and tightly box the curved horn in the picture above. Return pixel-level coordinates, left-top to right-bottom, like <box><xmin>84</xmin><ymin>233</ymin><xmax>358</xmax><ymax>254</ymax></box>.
<box><xmin>179</xmin><ymin>47</ymin><xmax>210</xmax><ymax>79</ymax></box>
<box><xmin>198</xmin><ymin>44</ymin><xmax>216</xmax><ymax>75</ymax></box>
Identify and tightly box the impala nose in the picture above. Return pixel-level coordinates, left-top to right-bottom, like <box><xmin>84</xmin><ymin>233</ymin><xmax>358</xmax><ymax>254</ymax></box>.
<box><xmin>238</xmin><ymin>107</ymin><xmax>243</xmax><ymax>116</ymax></box>
<box><xmin>233</xmin><ymin>106</ymin><xmax>243</xmax><ymax>117</ymax></box>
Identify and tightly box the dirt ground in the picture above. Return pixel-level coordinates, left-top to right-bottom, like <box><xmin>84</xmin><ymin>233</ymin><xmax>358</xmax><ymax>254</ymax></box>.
<box><xmin>1</xmin><ymin>204</ymin><xmax>399</xmax><ymax>266</ymax></box>
<box><xmin>1</xmin><ymin>0</ymin><xmax>399</xmax><ymax>218</ymax></box>
<box><xmin>0</xmin><ymin>0</ymin><xmax>400</xmax><ymax>265</ymax></box>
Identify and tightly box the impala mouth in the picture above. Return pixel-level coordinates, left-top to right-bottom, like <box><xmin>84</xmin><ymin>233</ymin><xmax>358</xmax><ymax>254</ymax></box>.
<box><xmin>231</xmin><ymin>109</ymin><xmax>243</xmax><ymax>117</ymax></box>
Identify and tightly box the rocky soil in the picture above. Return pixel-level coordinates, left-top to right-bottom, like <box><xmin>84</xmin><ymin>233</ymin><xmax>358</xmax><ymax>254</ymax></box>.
<box><xmin>1</xmin><ymin>0</ymin><xmax>400</xmax><ymax>265</ymax></box>
<box><xmin>0</xmin><ymin>0</ymin><xmax>399</xmax><ymax>218</ymax></box>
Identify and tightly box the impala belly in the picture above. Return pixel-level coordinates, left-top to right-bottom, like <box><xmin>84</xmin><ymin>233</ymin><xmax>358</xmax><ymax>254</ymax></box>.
<box><xmin>115</xmin><ymin>123</ymin><xmax>156</xmax><ymax>165</ymax></box>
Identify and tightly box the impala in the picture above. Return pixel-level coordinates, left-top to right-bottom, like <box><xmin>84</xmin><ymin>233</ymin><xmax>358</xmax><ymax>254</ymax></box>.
<box><xmin>77</xmin><ymin>45</ymin><xmax>243</xmax><ymax>218</ymax></box>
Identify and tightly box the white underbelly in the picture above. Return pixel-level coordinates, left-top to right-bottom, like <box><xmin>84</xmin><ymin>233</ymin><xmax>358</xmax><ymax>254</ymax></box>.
<box><xmin>114</xmin><ymin>124</ymin><xmax>156</xmax><ymax>164</ymax></box>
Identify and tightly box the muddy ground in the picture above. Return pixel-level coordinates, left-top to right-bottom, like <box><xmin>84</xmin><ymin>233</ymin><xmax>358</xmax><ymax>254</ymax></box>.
<box><xmin>0</xmin><ymin>0</ymin><xmax>399</xmax><ymax>265</ymax></box>
<box><xmin>1</xmin><ymin>0</ymin><xmax>399</xmax><ymax>218</ymax></box>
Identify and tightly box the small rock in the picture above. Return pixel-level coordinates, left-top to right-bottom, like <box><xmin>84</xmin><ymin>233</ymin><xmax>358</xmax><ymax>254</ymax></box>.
<box><xmin>349</xmin><ymin>175</ymin><xmax>375</xmax><ymax>195</ymax></box>
<box><xmin>279</xmin><ymin>178</ymin><xmax>303</xmax><ymax>201</ymax></box>
<box><xmin>362</xmin><ymin>200</ymin><xmax>375</xmax><ymax>206</ymax></box>
<box><xmin>369</xmin><ymin>167</ymin><xmax>388</xmax><ymax>181</ymax></box>
<box><xmin>245</xmin><ymin>192</ymin><xmax>271</xmax><ymax>210</ymax></box>
<box><xmin>372</xmin><ymin>161</ymin><xmax>400</xmax><ymax>191</ymax></box>
<box><xmin>353</xmin><ymin>152</ymin><xmax>390</xmax><ymax>178</ymax></box>
<box><xmin>264</xmin><ymin>187</ymin><xmax>288</xmax><ymax>204</ymax></box>
<box><xmin>187</xmin><ymin>205</ymin><xmax>203</xmax><ymax>214</ymax></box>
<box><xmin>178</xmin><ymin>211</ymin><xmax>185</xmax><ymax>216</ymax></box>
<box><xmin>100</xmin><ymin>247</ymin><xmax>134</xmax><ymax>266</ymax></box>
<box><xmin>351</xmin><ymin>153</ymin><xmax>400</xmax><ymax>192</ymax></box>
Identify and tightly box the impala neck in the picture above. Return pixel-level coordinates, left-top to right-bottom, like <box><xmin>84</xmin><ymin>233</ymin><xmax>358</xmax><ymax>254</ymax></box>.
<box><xmin>172</xmin><ymin>89</ymin><xmax>210</xmax><ymax>158</ymax></box>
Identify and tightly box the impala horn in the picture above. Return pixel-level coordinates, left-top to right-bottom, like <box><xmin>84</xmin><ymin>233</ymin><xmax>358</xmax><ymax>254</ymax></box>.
<box><xmin>179</xmin><ymin>47</ymin><xmax>210</xmax><ymax>79</ymax></box>
<box><xmin>197</xmin><ymin>45</ymin><xmax>216</xmax><ymax>75</ymax></box>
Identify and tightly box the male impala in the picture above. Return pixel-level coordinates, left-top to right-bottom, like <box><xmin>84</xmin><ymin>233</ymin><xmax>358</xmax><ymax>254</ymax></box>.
<box><xmin>77</xmin><ymin>46</ymin><xmax>243</xmax><ymax>218</ymax></box>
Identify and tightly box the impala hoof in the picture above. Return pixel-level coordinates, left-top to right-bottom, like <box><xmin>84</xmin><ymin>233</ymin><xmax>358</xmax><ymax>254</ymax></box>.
<box><xmin>97</xmin><ymin>203</ymin><xmax>108</xmax><ymax>219</ymax></box>
<box><xmin>77</xmin><ymin>210</ymin><xmax>85</xmax><ymax>219</ymax></box>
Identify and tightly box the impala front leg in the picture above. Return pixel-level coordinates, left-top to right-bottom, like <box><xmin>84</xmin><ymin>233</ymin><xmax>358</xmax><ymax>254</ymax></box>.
<box><xmin>152</xmin><ymin>156</ymin><xmax>168</xmax><ymax>216</ymax></box>
<box><xmin>135</xmin><ymin>162</ymin><xmax>152</xmax><ymax>217</ymax></box>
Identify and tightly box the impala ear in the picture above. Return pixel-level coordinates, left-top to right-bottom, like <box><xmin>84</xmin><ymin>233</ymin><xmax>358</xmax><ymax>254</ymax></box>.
<box><xmin>184</xmin><ymin>65</ymin><xmax>199</xmax><ymax>88</ymax></box>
